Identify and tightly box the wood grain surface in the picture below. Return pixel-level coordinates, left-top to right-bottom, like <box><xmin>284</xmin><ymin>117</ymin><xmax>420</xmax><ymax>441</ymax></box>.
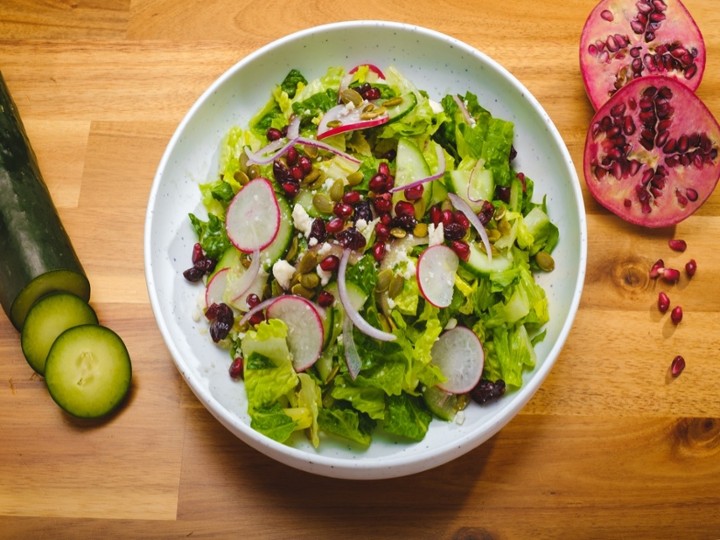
<box><xmin>1</xmin><ymin>1</ymin><xmax>719</xmax><ymax>538</ymax></box>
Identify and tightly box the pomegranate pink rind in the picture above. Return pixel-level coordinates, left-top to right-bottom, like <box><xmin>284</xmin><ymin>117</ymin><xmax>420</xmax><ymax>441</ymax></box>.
<box><xmin>583</xmin><ymin>75</ymin><xmax>720</xmax><ymax>227</ymax></box>
<box><xmin>580</xmin><ymin>0</ymin><xmax>706</xmax><ymax>111</ymax></box>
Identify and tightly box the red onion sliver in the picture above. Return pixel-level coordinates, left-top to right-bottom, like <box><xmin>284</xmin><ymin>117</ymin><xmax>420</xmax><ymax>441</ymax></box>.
<box><xmin>230</xmin><ymin>249</ymin><xmax>261</xmax><ymax>304</ymax></box>
<box><xmin>245</xmin><ymin>138</ymin><xmax>295</xmax><ymax>165</ymax></box>
<box><xmin>338</xmin><ymin>249</ymin><xmax>396</xmax><ymax>342</ymax></box>
<box><xmin>447</xmin><ymin>192</ymin><xmax>492</xmax><ymax>261</ymax></box>
<box><xmin>286</xmin><ymin>115</ymin><xmax>300</xmax><ymax>140</ymax></box>
<box><xmin>452</xmin><ymin>94</ymin><xmax>475</xmax><ymax>127</ymax></box>
<box><xmin>295</xmin><ymin>136</ymin><xmax>361</xmax><ymax>164</ymax></box>
<box><xmin>388</xmin><ymin>144</ymin><xmax>446</xmax><ymax>194</ymax></box>
<box><xmin>343</xmin><ymin>314</ymin><xmax>362</xmax><ymax>380</ymax></box>
<box><xmin>237</xmin><ymin>296</ymin><xmax>277</xmax><ymax>327</ymax></box>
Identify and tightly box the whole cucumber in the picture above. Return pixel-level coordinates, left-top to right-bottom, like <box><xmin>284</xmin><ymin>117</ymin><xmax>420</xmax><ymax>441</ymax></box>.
<box><xmin>0</xmin><ymin>72</ymin><xmax>90</xmax><ymax>330</ymax></box>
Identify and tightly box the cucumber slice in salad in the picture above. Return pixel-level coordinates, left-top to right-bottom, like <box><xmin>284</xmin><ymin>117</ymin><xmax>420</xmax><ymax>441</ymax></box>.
<box><xmin>448</xmin><ymin>166</ymin><xmax>495</xmax><ymax>213</ymax></box>
<box><xmin>21</xmin><ymin>292</ymin><xmax>98</xmax><ymax>375</ymax></box>
<box><xmin>44</xmin><ymin>324</ymin><xmax>132</xmax><ymax>419</ymax></box>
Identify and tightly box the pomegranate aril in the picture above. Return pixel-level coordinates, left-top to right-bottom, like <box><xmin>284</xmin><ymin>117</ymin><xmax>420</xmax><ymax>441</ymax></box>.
<box><xmin>246</xmin><ymin>293</ymin><xmax>261</xmax><ymax>308</ymax></box>
<box><xmin>229</xmin><ymin>357</ymin><xmax>244</xmax><ymax>379</ymax></box>
<box><xmin>319</xmin><ymin>255</ymin><xmax>339</xmax><ymax>272</ymax></box>
<box><xmin>282</xmin><ymin>181</ymin><xmax>300</xmax><ymax>197</ymax></box>
<box><xmin>657</xmin><ymin>291</ymin><xmax>670</xmax><ymax>313</ymax></box>
<box><xmin>670</xmin><ymin>355</ymin><xmax>686</xmax><ymax>378</ymax></box>
<box><xmin>317</xmin><ymin>290</ymin><xmax>335</xmax><ymax>308</ymax></box>
<box><xmin>449</xmin><ymin>240</ymin><xmax>470</xmax><ymax>262</ymax></box>
<box><xmin>369</xmin><ymin>173</ymin><xmax>389</xmax><ymax>192</ymax></box>
<box><xmin>394</xmin><ymin>200</ymin><xmax>415</xmax><ymax>218</ymax></box>
<box><xmin>191</xmin><ymin>242</ymin><xmax>204</xmax><ymax>264</ymax></box>
<box><xmin>671</xmin><ymin>305</ymin><xmax>683</xmax><ymax>325</ymax></box>
<box><xmin>266</xmin><ymin>127</ymin><xmax>283</xmax><ymax>141</ymax></box>
<box><xmin>373</xmin><ymin>193</ymin><xmax>392</xmax><ymax>214</ymax></box>
<box><xmin>685</xmin><ymin>258</ymin><xmax>697</xmax><ymax>277</ymax></box>
<box><xmin>441</xmin><ymin>209</ymin><xmax>455</xmax><ymax>227</ymax></box>
<box><xmin>326</xmin><ymin>217</ymin><xmax>345</xmax><ymax>234</ymax></box>
<box><xmin>372</xmin><ymin>241</ymin><xmax>386</xmax><ymax>262</ymax></box>
<box><xmin>649</xmin><ymin>258</ymin><xmax>665</xmax><ymax>278</ymax></box>
<box><xmin>668</xmin><ymin>238</ymin><xmax>687</xmax><ymax>252</ymax></box>
<box><xmin>374</xmin><ymin>222</ymin><xmax>390</xmax><ymax>240</ymax></box>
<box><xmin>660</xmin><ymin>267</ymin><xmax>680</xmax><ymax>284</ymax></box>
<box><xmin>342</xmin><ymin>190</ymin><xmax>362</xmax><ymax>205</ymax></box>
<box><xmin>429</xmin><ymin>205</ymin><xmax>442</xmax><ymax>226</ymax></box>
<box><xmin>333</xmin><ymin>202</ymin><xmax>354</xmax><ymax>219</ymax></box>
<box><xmin>286</xmin><ymin>146</ymin><xmax>299</xmax><ymax>166</ymax></box>
<box><xmin>298</xmin><ymin>156</ymin><xmax>313</xmax><ymax>175</ymax></box>
<box><xmin>404</xmin><ymin>184</ymin><xmax>424</xmax><ymax>201</ymax></box>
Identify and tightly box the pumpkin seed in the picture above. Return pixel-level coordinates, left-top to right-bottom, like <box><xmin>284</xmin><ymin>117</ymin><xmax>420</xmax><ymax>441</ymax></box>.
<box><xmin>535</xmin><ymin>251</ymin><xmax>555</xmax><ymax>272</ymax></box>
<box><xmin>413</xmin><ymin>222</ymin><xmax>428</xmax><ymax>238</ymax></box>
<box><xmin>296</xmin><ymin>251</ymin><xmax>318</xmax><ymax>274</ymax></box>
<box><xmin>360</xmin><ymin>106</ymin><xmax>386</xmax><ymax>120</ymax></box>
<box><xmin>247</xmin><ymin>164</ymin><xmax>261</xmax><ymax>179</ymax></box>
<box><xmin>375</xmin><ymin>268</ymin><xmax>393</xmax><ymax>293</ymax></box>
<box><xmin>285</xmin><ymin>235</ymin><xmax>299</xmax><ymax>263</ymax></box>
<box><xmin>313</xmin><ymin>192</ymin><xmax>334</xmax><ymax>214</ymax></box>
<box><xmin>388</xmin><ymin>274</ymin><xmax>404</xmax><ymax>298</ymax></box>
<box><xmin>340</xmin><ymin>87</ymin><xmax>364</xmax><ymax>107</ymax></box>
<box><xmin>233</xmin><ymin>169</ymin><xmax>250</xmax><ymax>186</ymax></box>
<box><xmin>300</xmin><ymin>272</ymin><xmax>320</xmax><ymax>290</ymax></box>
<box><xmin>301</xmin><ymin>168</ymin><xmax>321</xmax><ymax>185</ymax></box>
<box><xmin>390</xmin><ymin>227</ymin><xmax>407</xmax><ymax>239</ymax></box>
<box><xmin>326</xmin><ymin>120</ymin><xmax>343</xmax><ymax>128</ymax></box>
<box><xmin>382</xmin><ymin>96</ymin><xmax>403</xmax><ymax>107</ymax></box>
<box><xmin>347</xmin><ymin>171</ymin><xmax>364</xmax><ymax>186</ymax></box>
<box><xmin>329</xmin><ymin>178</ymin><xmax>345</xmax><ymax>202</ymax></box>
<box><xmin>291</xmin><ymin>284</ymin><xmax>314</xmax><ymax>299</ymax></box>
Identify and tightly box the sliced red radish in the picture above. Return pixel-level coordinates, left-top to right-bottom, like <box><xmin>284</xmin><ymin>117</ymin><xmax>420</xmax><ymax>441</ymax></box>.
<box><xmin>348</xmin><ymin>63</ymin><xmax>385</xmax><ymax>79</ymax></box>
<box><xmin>317</xmin><ymin>103</ymin><xmax>389</xmax><ymax>140</ymax></box>
<box><xmin>431</xmin><ymin>326</ymin><xmax>484</xmax><ymax>394</ymax></box>
<box><xmin>266</xmin><ymin>295</ymin><xmax>325</xmax><ymax>371</ymax></box>
<box><xmin>205</xmin><ymin>267</ymin><xmax>230</xmax><ymax>308</ymax></box>
<box><xmin>416</xmin><ymin>244</ymin><xmax>459</xmax><ymax>308</ymax></box>
<box><xmin>225</xmin><ymin>178</ymin><xmax>280</xmax><ymax>253</ymax></box>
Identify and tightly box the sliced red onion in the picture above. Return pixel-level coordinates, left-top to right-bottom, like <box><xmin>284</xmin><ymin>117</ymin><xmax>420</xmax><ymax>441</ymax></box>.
<box><xmin>229</xmin><ymin>249</ymin><xmax>261</xmax><ymax>304</ymax></box>
<box><xmin>237</xmin><ymin>296</ymin><xmax>277</xmax><ymax>327</ymax></box>
<box><xmin>295</xmin><ymin>136</ymin><xmax>361</xmax><ymax>164</ymax></box>
<box><xmin>286</xmin><ymin>115</ymin><xmax>300</xmax><ymax>140</ymax></box>
<box><xmin>338</xmin><ymin>249</ymin><xmax>396</xmax><ymax>342</ymax></box>
<box><xmin>452</xmin><ymin>94</ymin><xmax>475</xmax><ymax>127</ymax></box>
<box><xmin>388</xmin><ymin>144</ymin><xmax>446</xmax><ymax>194</ymax></box>
<box><xmin>343</xmin><ymin>314</ymin><xmax>362</xmax><ymax>380</ymax></box>
<box><xmin>465</xmin><ymin>160</ymin><xmax>485</xmax><ymax>203</ymax></box>
<box><xmin>447</xmin><ymin>192</ymin><xmax>492</xmax><ymax>261</ymax></box>
<box><xmin>245</xmin><ymin>138</ymin><xmax>295</xmax><ymax>165</ymax></box>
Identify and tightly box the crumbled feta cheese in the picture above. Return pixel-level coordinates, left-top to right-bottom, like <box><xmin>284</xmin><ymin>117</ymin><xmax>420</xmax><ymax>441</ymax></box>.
<box><xmin>402</xmin><ymin>259</ymin><xmax>416</xmax><ymax>280</ymax></box>
<box><xmin>308</xmin><ymin>237</ymin><xmax>318</xmax><ymax>247</ymax></box>
<box><xmin>428</xmin><ymin>222</ymin><xmax>444</xmax><ymax>246</ymax></box>
<box><xmin>272</xmin><ymin>259</ymin><xmax>295</xmax><ymax>290</ymax></box>
<box><xmin>292</xmin><ymin>203</ymin><xmax>313</xmax><ymax>237</ymax></box>
<box><xmin>428</xmin><ymin>99</ymin><xmax>444</xmax><ymax>114</ymax></box>
<box><xmin>355</xmin><ymin>218</ymin><xmax>367</xmax><ymax>231</ymax></box>
<box><xmin>387</xmin><ymin>297</ymin><xmax>396</xmax><ymax>309</ymax></box>
<box><xmin>316</xmin><ymin>266</ymin><xmax>332</xmax><ymax>286</ymax></box>
<box><xmin>317</xmin><ymin>242</ymin><xmax>332</xmax><ymax>257</ymax></box>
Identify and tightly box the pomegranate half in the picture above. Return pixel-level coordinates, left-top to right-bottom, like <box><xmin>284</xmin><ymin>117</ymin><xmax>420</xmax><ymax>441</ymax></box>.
<box><xmin>583</xmin><ymin>75</ymin><xmax>720</xmax><ymax>228</ymax></box>
<box><xmin>580</xmin><ymin>0</ymin><xmax>705</xmax><ymax>110</ymax></box>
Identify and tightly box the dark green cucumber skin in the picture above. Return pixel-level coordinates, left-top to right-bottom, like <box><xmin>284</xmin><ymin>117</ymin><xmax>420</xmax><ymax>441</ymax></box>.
<box><xmin>0</xmin><ymin>72</ymin><xmax>90</xmax><ymax>330</ymax></box>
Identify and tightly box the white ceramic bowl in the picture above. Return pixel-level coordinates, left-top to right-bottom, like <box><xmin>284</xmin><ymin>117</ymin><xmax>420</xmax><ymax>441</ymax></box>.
<box><xmin>145</xmin><ymin>21</ymin><xmax>587</xmax><ymax>480</ymax></box>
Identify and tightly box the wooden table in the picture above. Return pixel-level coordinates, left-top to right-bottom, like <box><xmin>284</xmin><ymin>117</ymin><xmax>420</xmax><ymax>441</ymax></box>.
<box><xmin>1</xmin><ymin>1</ymin><xmax>719</xmax><ymax>538</ymax></box>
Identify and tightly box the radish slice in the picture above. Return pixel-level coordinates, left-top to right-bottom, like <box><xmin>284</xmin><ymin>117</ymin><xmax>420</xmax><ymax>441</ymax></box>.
<box><xmin>343</xmin><ymin>314</ymin><xmax>362</xmax><ymax>380</ymax></box>
<box><xmin>388</xmin><ymin>144</ymin><xmax>446</xmax><ymax>193</ymax></box>
<box><xmin>431</xmin><ymin>326</ymin><xmax>484</xmax><ymax>394</ymax></box>
<box><xmin>338</xmin><ymin>249</ymin><xmax>396</xmax><ymax>342</ymax></box>
<box><xmin>317</xmin><ymin>103</ymin><xmax>389</xmax><ymax>140</ymax></box>
<box><xmin>225</xmin><ymin>178</ymin><xmax>281</xmax><ymax>253</ymax></box>
<box><xmin>266</xmin><ymin>295</ymin><xmax>324</xmax><ymax>371</ymax></box>
<box><xmin>348</xmin><ymin>63</ymin><xmax>386</xmax><ymax>79</ymax></box>
<box><xmin>205</xmin><ymin>267</ymin><xmax>230</xmax><ymax>308</ymax></box>
<box><xmin>416</xmin><ymin>244</ymin><xmax>459</xmax><ymax>308</ymax></box>
<box><xmin>447</xmin><ymin>192</ymin><xmax>492</xmax><ymax>261</ymax></box>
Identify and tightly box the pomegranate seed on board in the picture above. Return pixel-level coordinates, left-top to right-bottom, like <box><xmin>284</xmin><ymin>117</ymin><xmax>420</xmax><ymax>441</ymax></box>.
<box><xmin>670</xmin><ymin>355</ymin><xmax>686</xmax><ymax>378</ymax></box>
<box><xmin>668</xmin><ymin>238</ymin><xmax>687</xmax><ymax>252</ymax></box>
<box><xmin>657</xmin><ymin>291</ymin><xmax>670</xmax><ymax>313</ymax></box>
<box><xmin>671</xmin><ymin>305</ymin><xmax>683</xmax><ymax>325</ymax></box>
<box><xmin>685</xmin><ymin>258</ymin><xmax>697</xmax><ymax>277</ymax></box>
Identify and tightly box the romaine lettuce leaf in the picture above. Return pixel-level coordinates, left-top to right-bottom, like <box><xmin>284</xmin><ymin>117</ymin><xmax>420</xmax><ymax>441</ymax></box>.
<box><xmin>382</xmin><ymin>393</ymin><xmax>432</xmax><ymax>441</ymax></box>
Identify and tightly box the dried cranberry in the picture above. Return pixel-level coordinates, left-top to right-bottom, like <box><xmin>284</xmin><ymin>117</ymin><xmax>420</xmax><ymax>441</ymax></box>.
<box><xmin>496</xmin><ymin>186</ymin><xmax>511</xmax><ymax>203</ymax></box>
<box><xmin>335</xmin><ymin>227</ymin><xmax>367</xmax><ymax>251</ymax></box>
<box><xmin>272</xmin><ymin>160</ymin><xmax>292</xmax><ymax>184</ymax></box>
<box><xmin>478</xmin><ymin>200</ymin><xmax>495</xmax><ymax>226</ymax></box>
<box><xmin>353</xmin><ymin>199</ymin><xmax>373</xmax><ymax>224</ymax></box>
<box><xmin>470</xmin><ymin>379</ymin><xmax>506</xmax><ymax>405</ymax></box>
<box><xmin>183</xmin><ymin>266</ymin><xmax>205</xmax><ymax>282</ymax></box>
<box><xmin>391</xmin><ymin>214</ymin><xmax>417</xmax><ymax>232</ymax></box>
<box><xmin>206</xmin><ymin>303</ymin><xmax>234</xmax><ymax>342</ymax></box>
<box><xmin>443</xmin><ymin>222</ymin><xmax>467</xmax><ymax>241</ymax></box>
<box><xmin>308</xmin><ymin>217</ymin><xmax>327</xmax><ymax>244</ymax></box>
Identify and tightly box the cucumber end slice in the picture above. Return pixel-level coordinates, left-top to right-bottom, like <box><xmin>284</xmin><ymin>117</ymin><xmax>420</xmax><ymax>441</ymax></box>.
<box><xmin>44</xmin><ymin>324</ymin><xmax>132</xmax><ymax>419</ymax></box>
<box><xmin>9</xmin><ymin>270</ymin><xmax>90</xmax><ymax>330</ymax></box>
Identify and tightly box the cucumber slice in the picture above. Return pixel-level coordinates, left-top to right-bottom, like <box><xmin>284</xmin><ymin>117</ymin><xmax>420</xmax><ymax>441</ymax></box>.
<box><xmin>20</xmin><ymin>292</ymin><xmax>98</xmax><ymax>375</ymax></box>
<box><xmin>44</xmin><ymin>325</ymin><xmax>132</xmax><ymax>419</ymax></box>
<box><xmin>461</xmin><ymin>242</ymin><xmax>513</xmax><ymax>275</ymax></box>
<box><xmin>392</xmin><ymin>137</ymin><xmax>433</xmax><ymax>211</ymax></box>
<box><xmin>381</xmin><ymin>92</ymin><xmax>417</xmax><ymax>124</ymax></box>
<box><xmin>259</xmin><ymin>193</ymin><xmax>293</xmax><ymax>269</ymax></box>
<box><xmin>447</xmin><ymin>166</ymin><xmax>494</xmax><ymax>213</ymax></box>
<box><xmin>422</xmin><ymin>385</ymin><xmax>468</xmax><ymax>421</ymax></box>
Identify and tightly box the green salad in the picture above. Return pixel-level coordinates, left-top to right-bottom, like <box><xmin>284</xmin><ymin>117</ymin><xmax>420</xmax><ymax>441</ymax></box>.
<box><xmin>182</xmin><ymin>64</ymin><xmax>559</xmax><ymax>448</ymax></box>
